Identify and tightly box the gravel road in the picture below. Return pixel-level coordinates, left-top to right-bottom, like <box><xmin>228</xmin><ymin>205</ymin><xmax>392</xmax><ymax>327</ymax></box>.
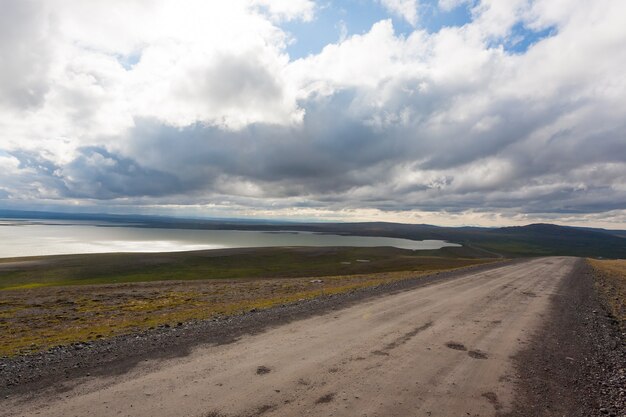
<box><xmin>3</xmin><ymin>257</ymin><xmax>584</xmax><ymax>417</ymax></box>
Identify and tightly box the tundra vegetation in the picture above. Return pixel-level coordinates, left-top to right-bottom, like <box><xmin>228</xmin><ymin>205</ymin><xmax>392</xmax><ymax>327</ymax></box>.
<box><xmin>587</xmin><ymin>258</ymin><xmax>626</xmax><ymax>327</ymax></box>
<box><xmin>0</xmin><ymin>247</ymin><xmax>493</xmax><ymax>356</ymax></box>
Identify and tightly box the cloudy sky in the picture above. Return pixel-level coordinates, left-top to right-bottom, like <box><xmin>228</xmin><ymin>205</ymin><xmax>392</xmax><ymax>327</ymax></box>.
<box><xmin>1</xmin><ymin>0</ymin><xmax>625</xmax><ymax>227</ymax></box>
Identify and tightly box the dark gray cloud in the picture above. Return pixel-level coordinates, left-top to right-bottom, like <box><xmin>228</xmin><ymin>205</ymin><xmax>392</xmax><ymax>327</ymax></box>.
<box><xmin>3</xmin><ymin>72</ymin><xmax>625</xmax><ymax>221</ymax></box>
<box><xmin>62</xmin><ymin>147</ymin><xmax>182</xmax><ymax>199</ymax></box>
<box><xmin>8</xmin><ymin>76</ymin><xmax>622</xmax><ymax>218</ymax></box>
<box><xmin>6</xmin><ymin>150</ymin><xmax>70</xmax><ymax>199</ymax></box>
<box><xmin>7</xmin><ymin>147</ymin><xmax>180</xmax><ymax>200</ymax></box>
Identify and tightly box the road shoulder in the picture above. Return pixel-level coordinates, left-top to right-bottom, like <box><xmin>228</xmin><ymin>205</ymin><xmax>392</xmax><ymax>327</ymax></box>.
<box><xmin>502</xmin><ymin>258</ymin><xmax>625</xmax><ymax>417</ymax></box>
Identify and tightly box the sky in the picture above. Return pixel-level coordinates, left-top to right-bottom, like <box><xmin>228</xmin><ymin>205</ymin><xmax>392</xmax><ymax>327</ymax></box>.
<box><xmin>0</xmin><ymin>0</ymin><xmax>625</xmax><ymax>228</ymax></box>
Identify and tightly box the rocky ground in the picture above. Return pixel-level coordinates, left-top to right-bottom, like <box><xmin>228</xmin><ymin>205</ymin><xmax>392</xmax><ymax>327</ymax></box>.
<box><xmin>502</xmin><ymin>259</ymin><xmax>625</xmax><ymax>417</ymax></box>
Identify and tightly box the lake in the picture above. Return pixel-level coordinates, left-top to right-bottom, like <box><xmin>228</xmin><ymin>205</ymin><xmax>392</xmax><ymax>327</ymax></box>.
<box><xmin>0</xmin><ymin>219</ymin><xmax>460</xmax><ymax>258</ymax></box>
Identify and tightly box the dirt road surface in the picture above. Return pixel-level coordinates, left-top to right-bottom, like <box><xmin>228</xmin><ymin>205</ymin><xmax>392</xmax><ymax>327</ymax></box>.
<box><xmin>4</xmin><ymin>257</ymin><xmax>576</xmax><ymax>417</ymax></box>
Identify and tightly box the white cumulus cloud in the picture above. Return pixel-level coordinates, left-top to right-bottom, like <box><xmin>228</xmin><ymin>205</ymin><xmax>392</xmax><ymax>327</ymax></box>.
<box><xmin>379</xmin><ymin>0</ymin><xmax>420</xmax><ymax>25</ymax></box>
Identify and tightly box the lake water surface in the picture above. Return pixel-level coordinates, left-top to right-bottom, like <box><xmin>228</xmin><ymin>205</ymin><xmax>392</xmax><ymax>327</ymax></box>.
<box><xmin>0</xmin><ymin>219</ymin><xmax>460</xmax><ymax>258</ymax></box>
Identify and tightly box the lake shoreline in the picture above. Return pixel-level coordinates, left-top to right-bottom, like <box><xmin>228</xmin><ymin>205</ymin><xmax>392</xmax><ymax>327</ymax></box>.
<box><xmin>0</xmin><ymin>219</ymin><xmax>460</xmax><ymax>259</ymax></box>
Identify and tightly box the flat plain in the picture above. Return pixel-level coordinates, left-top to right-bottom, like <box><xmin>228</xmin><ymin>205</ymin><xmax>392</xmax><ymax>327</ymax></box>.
<box><xmin>0</xmin><ymin>246</ymin><xmax>491</xmax><ymax>356</ymax></box>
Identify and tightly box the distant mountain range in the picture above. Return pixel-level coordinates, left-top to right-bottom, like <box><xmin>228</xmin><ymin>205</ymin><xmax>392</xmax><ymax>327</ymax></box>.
<box><xmin>1</xmin><ymin>209</ymin><xmax>625</xmax><ymax>259</ymax></box>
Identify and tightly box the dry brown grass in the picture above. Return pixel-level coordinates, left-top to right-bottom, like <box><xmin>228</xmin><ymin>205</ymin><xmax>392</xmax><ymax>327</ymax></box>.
<box><xmin>587</xmin><ymin>259</ymin><xmax>626</xmax><ymax>327</ymax></box>
<box><xmin>0</xmin><ymin>268</ymin><xmax>481</xmax><ymax>356</ymax></box>
<box><xmin>0</xmin><ymin>247</ymin><xmax>495</xmax><ymax>357</ymax></box>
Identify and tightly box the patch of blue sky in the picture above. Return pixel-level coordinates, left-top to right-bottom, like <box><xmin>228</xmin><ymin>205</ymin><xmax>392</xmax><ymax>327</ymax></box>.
<box><xmin>115</xmin><ymin>51</ymin><xmax>142</xmax><ymax>70</ymax></box>
<box><xmin>502</xmin><ymin>23</ymin><xmax>557</xmax><ymax>54</ymax></box>
<box><xmin>419</xmin><ymin>0</ymin><xmax>474</xmax><ymax>33</ymax></box>
<box><xmin>282</xmin><ymin>0</ymin><xmax>474</xmax><ymax>60</ymax></box>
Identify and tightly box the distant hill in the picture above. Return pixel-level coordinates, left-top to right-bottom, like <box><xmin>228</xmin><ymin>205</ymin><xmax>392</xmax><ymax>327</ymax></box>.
<box><xmin>474</xmin><ymin>223</ymin><xmax>626</xmax><ymax>258</ymax></box>
<box><xmin>294</xmin><ymin>222</ymin><xmax>626</xmax><ymax>258</ymax></box>
<box><xmin>1</xmin><ymin>210</ymin><xmax>625</xmax><ymax>259</ymax></box>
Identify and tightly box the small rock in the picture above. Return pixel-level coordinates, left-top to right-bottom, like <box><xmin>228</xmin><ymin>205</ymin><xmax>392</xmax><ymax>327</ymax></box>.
<box><xmin>256</xmin><ymin>366</ymin><xmax>271</xmax><ymax>375</ymax></box>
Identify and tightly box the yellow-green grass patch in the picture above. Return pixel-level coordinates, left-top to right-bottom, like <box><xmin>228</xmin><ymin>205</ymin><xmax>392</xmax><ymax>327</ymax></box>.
<box><xmin>0</xmin><ymin>261</ymin><xmax>493</xmax><ymax>356</ymax></box>
<box><xmin>0</xmin><ymin>246</ymin><xmax>489</xmax><ymax>289</ymax></box>
<box><xmin>587</xmin><ymin>258</ymin><xmax>626</xmax><ymax>327</ymax></box>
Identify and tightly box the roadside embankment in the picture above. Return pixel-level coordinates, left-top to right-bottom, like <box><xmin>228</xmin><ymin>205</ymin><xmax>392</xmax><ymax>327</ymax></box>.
<box><xmin>588</xmin><ymin>259</ymin><xmax>626</xmax><ymax>328</ymax></box>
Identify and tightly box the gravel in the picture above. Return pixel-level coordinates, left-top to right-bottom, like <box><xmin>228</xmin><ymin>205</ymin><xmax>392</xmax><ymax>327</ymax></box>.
<box><xmin>501</xmin><ymin>259</ymin><xmax>625</xmax><ymax>417</ymax></box>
